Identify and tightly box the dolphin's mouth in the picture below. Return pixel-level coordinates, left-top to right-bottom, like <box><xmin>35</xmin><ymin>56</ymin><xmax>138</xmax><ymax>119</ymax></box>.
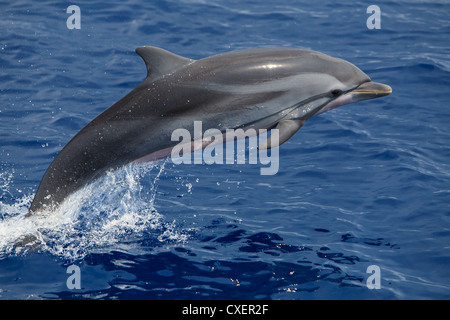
<box><xmin>316</xmin><ymin>81</ymin><xmax>392</xmax><ymax>115</ymax></box>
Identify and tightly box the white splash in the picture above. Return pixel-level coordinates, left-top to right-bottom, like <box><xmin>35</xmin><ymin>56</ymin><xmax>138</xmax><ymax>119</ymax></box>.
<box><xmin>0</xmin><ymin>160</ymin><xmax>188</xmax><ymax>261</ymax></box>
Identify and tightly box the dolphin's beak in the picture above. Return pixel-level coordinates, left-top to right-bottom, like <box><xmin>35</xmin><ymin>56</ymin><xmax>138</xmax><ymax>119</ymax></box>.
<box><xmin>350</xmin><ymin>81</ymin><xmax>392</xmax><ymax>102</ymax></box>
<box><xmin>316</xmin><ymin>81</ymin><xmax>392</xmax><ymax>115</ymax></box>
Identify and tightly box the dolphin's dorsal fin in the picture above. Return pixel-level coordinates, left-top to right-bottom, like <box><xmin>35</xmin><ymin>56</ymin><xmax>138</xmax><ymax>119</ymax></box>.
<box><xmin>135</xmin><ymin>46</ymin><xmax>194</xmax><ymax>80</ymax></box>
<box><xmin>258</xmin><ymin>119</ymin><xmax>306</xmax><ymax>150</ymax></box>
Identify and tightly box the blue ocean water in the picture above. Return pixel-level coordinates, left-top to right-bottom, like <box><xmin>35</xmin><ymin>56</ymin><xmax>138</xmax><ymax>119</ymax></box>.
<box><xmin>0</xmin><ymin>0</ymin><xmax>449</xmax><ymax>300</ymax></box>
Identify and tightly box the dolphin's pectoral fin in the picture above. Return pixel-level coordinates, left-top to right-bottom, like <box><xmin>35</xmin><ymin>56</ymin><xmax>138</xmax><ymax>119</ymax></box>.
<box><xmin>258</xmin><ymin>119</ymin><xmax>305</xmax><ymax>150</ymax></box>
<box><xmin>135</xmin><ymin>46</ymin><xmax>194</xmax><ymax>80</ymax></box>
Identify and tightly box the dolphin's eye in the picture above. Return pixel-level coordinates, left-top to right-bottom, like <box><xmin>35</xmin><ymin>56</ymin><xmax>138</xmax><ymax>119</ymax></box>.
<box><xmin>331</xmin><ymin>89</ymin><xmax>343</xmax><ymax>97</ymax></box>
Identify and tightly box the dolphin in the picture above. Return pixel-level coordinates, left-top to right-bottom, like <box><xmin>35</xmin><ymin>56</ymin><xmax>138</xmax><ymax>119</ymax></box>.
<box><xmin>27</xmin><ymin>46</ymin><xmax>391</xmax><ymax>215</ymax></box>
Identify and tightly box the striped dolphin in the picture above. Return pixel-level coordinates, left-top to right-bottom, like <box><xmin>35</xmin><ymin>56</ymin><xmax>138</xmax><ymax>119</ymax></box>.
<box><xmin>28</xmin><ymin>46</ymin><xmax>391</xmax><ymax>215</ymax></box>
